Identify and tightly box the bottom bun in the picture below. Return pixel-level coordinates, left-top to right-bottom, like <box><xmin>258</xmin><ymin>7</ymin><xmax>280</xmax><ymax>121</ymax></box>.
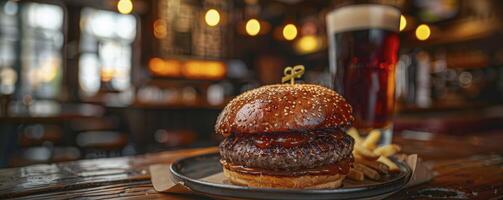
<box><xmin>222</xmin><ymin>167</ymin><xmax>345</xmax><ymax>189</ymax></box>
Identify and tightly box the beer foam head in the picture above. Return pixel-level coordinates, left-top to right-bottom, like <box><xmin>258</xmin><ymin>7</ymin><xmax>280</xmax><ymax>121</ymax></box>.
<box><xmin>326</xmin><ymin>4</ymin><xmax>400</xmax><ymax>33</ymax></box>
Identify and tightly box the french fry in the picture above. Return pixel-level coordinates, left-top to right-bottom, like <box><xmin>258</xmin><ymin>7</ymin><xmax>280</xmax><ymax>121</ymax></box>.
<box><xmin>362</xmin><ymin>130</ymin><xmax>381</xmax><ymax>150</ymax></box>
<box><xmin>377</xmin><ymin>156</ymin><xmax>400</xmax><ymax>172</ymax></box>
<box><xmin>373</xmin><ymin>144</ymin><xmax>401</xmax><ymax>157</ymax></box>
<box><xmin>354</xmin><ymin>163</ymin><xmax>381</xmax><ymax>180</ymax></box>
<box><xmin>354</xmin><ymin>145</ymin><xmax>379</xmax><ymax>161</ymax></box>
<box><xmin>347</xmin><ymin>127</ymin><xmax>403</xmax><ymax>181</ymax></box>
<box><xmin>355</xmin><ymin>157</ymin><xmax>389</xmax><ymax>174</ymax></box>
<box><xmin>347</xmin><ymin>168</ymin><xmax>364</xmax><ymax>181</ymax></box>
<box><xmin>346</xmin><ymin>128</ymin><xmax>362</xmax><ymax>144</ymax></box>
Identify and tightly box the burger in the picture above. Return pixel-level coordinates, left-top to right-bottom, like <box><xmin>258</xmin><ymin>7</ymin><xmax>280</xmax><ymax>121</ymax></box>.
<box><xmin>215</xmin><ymin>84</ymin><xmax>355</xmax><ymax>189</ymax></box>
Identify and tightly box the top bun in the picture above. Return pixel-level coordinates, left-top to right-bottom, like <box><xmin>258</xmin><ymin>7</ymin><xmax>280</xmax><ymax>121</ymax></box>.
<box><xmin>215</xmin><ymin>84</ymin><xmax>353</xmax><ymax>137</ymax></box>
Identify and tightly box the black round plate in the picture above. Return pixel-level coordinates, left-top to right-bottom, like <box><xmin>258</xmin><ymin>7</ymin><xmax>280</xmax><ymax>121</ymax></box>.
<box><xmin>170</xmin><ymin>153</ymin><xmax>411</xmax><ymax>200</ymax></box>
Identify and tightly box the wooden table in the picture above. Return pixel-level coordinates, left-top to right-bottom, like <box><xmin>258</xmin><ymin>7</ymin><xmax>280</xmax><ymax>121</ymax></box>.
<box><xmin>1</xmin><ymin>131</ymin><xmax>503</xmax><ymax>200</ymax></box>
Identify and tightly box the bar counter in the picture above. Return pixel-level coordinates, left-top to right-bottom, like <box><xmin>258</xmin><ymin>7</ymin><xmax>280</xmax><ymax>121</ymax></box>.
<box><xmin>1</xmin><ymin>129</ymin><xmax>503</xmax><ymax>199</ymax></box>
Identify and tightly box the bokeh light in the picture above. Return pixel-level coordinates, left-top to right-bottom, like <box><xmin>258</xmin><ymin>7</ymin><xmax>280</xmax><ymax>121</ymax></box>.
<box><xmin>245</xmin><ymin>19</ymin><xmax>260</xmax><ymax>36</ymax></box>
<box><xmin>204</xmin><ymin>9</ymin><xmax>220</xmax><ymax>27</ymax></box>
<box><xmin>117</xmin><ymin>0</ymin><xmax>133</xmax><ymax>15</ymax></box>
<box><xmin>400</xmin><ymin>15</ymin><xmax>407</xmax><ymax>32</ymax></box>
<box><xmin>415</xmin><ymin>24</ymin><xmax>431</xmax><ymax>41</ymax></box>
<box><xmin>295</xmin><ymin>35</ymin><xmax>319</xmax><ymax>54</ymax></box>
<box><xmin>282</xmin><ymin>24</ymin><xmax>297</xmax><ymax>41</ymax></box>
<box><xmin>153</xmin><ymin>19</ymin><xmax>167</xmax><ymax>39</ymax></box>
<box><xmin>148</xmin><ymin>58</ymin><xmax>181</xmax><ymax>77</ymax></box>
<box><xmin>3</xmin><ymin>0</ymin><xmax>18</xmax><ymax>16</ymax></box>
<box><xmin>184</xmin><ymin>61</ymin><xmax>226</xmax><ymax>79</ymax></box>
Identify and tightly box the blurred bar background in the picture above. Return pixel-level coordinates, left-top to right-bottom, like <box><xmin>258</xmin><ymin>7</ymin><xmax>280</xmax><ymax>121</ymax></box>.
<box><xmin>0</xmin><ymin>0</ymin><xmax>503</xmax><ymax>168</ymax></box>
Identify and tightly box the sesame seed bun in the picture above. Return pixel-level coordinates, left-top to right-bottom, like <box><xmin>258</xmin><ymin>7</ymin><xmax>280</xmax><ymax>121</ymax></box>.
<box><xmin>215</xmin><ymin>84</ymin><xmax>353</xmax><ymax>137</ymax></box>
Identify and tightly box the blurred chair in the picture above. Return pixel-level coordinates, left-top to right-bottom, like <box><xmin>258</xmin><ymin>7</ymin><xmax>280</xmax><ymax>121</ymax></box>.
<box><xmin>70</xmin><ymin>117</ymin><xmax>119</xmax><ymax>132</ymax></box>
<box><xmin>153</xmin><ymin>129</ymin><xmax>197</xmax><ymax>148</ymax></box>
<box><xmin>76</xmin><ymin>131</ymin><xmax>128</xmax><ymax>159</ymax></box>
<box><xmin>9</xmin><ymin>124</ymin><xmax>65</xmax><ymax>167</ymax></box>
<box><xmin>9</xmin><ymin>146</ymin><xmax>51</xmax><ymax>167</ymax></box>
<box><xmin>70</xmin><ymin>115</ymin><xmax>131</xmax><ymax>159</ymax></box>
<box><xmin>18</xmin><ymin>124</ymin><xmax>62</xmax><ymax>146</ymax></box>
<box><xmin>51</xmin><ymin>146</ymin><xmax>81</xmax><ymax>162</ymax></box>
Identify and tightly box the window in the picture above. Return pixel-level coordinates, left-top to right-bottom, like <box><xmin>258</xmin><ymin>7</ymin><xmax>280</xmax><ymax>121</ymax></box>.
<box><xmin>79</xmin><ymin>8</ymin><xmax>136</xmax><ymax>96</ymax></box>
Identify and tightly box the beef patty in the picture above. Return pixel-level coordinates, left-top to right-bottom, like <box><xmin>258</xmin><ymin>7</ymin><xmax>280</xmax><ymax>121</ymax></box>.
<box><xmin>219</xmin><ymin>130</ymin><xmax>354</xmax><ymax>171</ymax></box>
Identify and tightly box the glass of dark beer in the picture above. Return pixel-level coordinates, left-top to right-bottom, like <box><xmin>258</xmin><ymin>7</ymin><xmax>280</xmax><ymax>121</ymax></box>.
<box><xmin>326</xmin><ymin>4</ymin><xmax>400</xmax><ymax>144</ymax></box>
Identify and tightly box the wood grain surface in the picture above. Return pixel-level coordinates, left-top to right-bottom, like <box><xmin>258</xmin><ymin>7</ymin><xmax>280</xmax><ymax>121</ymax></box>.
<box><xmin>1</xmin><ymin>131</ymin><xmax>503</xmax><ymax>199</ymax></box>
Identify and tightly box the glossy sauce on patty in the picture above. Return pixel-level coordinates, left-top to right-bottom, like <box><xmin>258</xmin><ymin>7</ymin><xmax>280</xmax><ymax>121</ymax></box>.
<box><xmin>234</xmin><ymin>129</ymin><xmax>346</xmax><ymax>149</ymax></box>
<box><xmin>253</xmin><ymin>133</ymin><xmax>309</xmax><ymax>148</ymax></box>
